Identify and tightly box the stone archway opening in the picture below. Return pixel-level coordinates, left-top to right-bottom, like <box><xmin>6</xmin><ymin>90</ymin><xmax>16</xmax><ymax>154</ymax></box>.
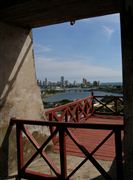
<box><xmin>32</xmin><ymin>13</ymin><xmax>122</xmax><ymax>108</ymax></box>
<box><xmin>27</xmin><ymin>14</ymin><xmax>124</xmax><ymax>179</ymax></box>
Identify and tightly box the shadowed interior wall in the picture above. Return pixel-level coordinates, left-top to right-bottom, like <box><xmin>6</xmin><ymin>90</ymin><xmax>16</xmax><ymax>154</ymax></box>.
<box><xmin>120</xmin><ymin>0</ymin><xmax>133</xmax><ymax>179</ymax></box>
<box><xmin>0</xmin><ymin>22</ymin><xmax>48</xmax><ymax>177</ymax></box>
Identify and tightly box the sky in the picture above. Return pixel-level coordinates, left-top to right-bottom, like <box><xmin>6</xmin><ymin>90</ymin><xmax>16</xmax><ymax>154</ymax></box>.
<box><xmin>32</xmin><ymin>13</ymin><xmax>122</xmax><ymax>83</ymax></box>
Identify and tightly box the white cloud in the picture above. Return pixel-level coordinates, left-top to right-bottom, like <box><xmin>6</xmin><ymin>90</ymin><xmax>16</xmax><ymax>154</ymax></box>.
<box><xmin>79</xmin><ymin>14</ymin><xmax>119</xmax><ymax>40</ymax></box>
<box><xmin>35</xmin><ymin>57</ymin><xmax>122</xmax><ymax>82</ymax></box>
<box><xmin>34</xmin><ymin>44</ymin><xmax>52</xmax><ymax>54</ymax></box>
<box><xmin>33</xmin><ymin>13</ymin><xmax>121</xmax><ymax>83</ymax></box>
<box><xmin>102</xmin><ymin>25</ymin><xmax>115</xmax><ymax>39</ymax></box>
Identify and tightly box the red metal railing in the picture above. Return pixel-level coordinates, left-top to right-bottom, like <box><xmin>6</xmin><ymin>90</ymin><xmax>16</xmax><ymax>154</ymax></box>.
<box><xmin>11</xmin><ymin>95</ymin><xmax>124</xmax><ymax>180</ymax></box>
<box><xmin>11</xmin><ymin>118</ymin><xmax>124</xmax><ymax>180</ymax></box>
<box><xmin>45</xmin><ymin>96</ymin><xmax>123</xmax><ymax>123</ymax></box>
<box><xmin>45</xmin><ymin>96</ymin><xmax>93</xmax><ymax>123</ymax></box>
<box><xmin>45</xmin><ymin>96</ymin><xmax>93</xmax><ymax>144</ymax></box>
<box><xmin>92</xmin><ymin>96</ymin><xmax>124</xmax><ymax>115</ymax></box>
<box><xmin>45</xmin><ymin>95</ymin><xmax>123</xmax><ymax>143</ymax></box>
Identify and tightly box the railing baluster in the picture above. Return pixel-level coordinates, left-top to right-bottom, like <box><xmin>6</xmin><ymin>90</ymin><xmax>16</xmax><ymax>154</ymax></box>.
<box><xmin>59</xmin><ymin>127</ymin><xmax>67</xmax><ymax>179</ymax></box>
<box><xmin>65</xmin><ymin>109</ymin><xmax>68</xmax><ymax>122</ymax></box>
<box><xmin>76</xmin><ymin>105</ymin><xmax>79</xmax><ymax>122</ymax></box>
<box><xmin>16</xmin><ymin>124</ymin><xmax>23</xmax><ymax>179</ymax></box>
<box><xmin>91</xmin><ymin>92</ymin><xmax>94</xmax><ymax>114</ymax></box>
<box><xmin>114</xmin><ymin>129</ymin><xmax>124</xmax><ymax>180</ymax></box>
<box><xmin>49</xmin><ymin>113</ymin><xmax>57</xmax><ymax>143</ymax></box>
<box><xmin>84</xmin><ymin>100</ymin><xmax>87</xmax><ymax>115</ymax></box>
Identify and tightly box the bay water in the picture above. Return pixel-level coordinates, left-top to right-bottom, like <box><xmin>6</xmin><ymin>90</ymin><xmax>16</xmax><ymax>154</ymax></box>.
<box><xmin>44</xmin><ymin>90</ymin><xmax>122</xmax><ymax>103</ymax></box>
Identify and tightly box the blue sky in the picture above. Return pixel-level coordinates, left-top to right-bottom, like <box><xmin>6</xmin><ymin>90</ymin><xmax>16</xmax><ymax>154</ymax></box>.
<box><xmin>32</xmin><ymin>13</ymin><xmax>122</xmax><ymax>83</ymax></box>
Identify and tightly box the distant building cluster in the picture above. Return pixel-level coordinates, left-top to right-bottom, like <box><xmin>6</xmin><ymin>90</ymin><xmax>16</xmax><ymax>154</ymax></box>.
<box><xmin>37</xmin><ymin>76</ymin><xmax>100</xmax><ymax>90</ymax></box>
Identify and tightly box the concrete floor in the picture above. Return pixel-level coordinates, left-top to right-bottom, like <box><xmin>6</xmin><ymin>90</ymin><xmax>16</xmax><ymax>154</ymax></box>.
<box><xmin>9</xmin><ymin>148</ymin><xmax>116</xmax><ymax>180</ymax></box>
<box><xmin>24</xmin><ymin>151</ymin><xmax>113</xmax><ymax>180</ymax></box>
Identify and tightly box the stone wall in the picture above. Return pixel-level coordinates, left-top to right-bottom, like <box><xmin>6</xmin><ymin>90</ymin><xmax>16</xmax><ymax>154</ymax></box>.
<box><xmin>0</xmin><ymin>22</ymin><xmax>48</xmax><ymax>177</ymax></box>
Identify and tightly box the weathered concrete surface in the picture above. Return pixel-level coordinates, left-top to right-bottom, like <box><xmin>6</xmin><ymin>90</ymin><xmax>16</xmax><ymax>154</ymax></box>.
<box><xmin>22</xmin><ymin>152</ymin><xmax>114</xmax><ymax>180</ymax></box>
<box><xmin>0</xmin><ymin>22</ymin><xmax>48</xmax><ymax>178</ymax></box>
<box><xmin>120</xmin><ymin>1</ymin><xmax>133</xmax><ymax>179</ymax></box>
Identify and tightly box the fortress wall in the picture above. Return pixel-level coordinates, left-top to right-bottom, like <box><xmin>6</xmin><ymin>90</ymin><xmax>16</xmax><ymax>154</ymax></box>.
<box><xmin>0</xmin><ymin>22</ymin><xmax>49</xmax><ymax>177</ymax></box>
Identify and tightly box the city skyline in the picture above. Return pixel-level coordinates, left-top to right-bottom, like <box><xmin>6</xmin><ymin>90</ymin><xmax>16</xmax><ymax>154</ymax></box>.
<box><xmin>38</xmin><ymin>76</ymin><xmax>96</xmax><ymax>84</ymax></box>
<box><xmin>37</xmin><ymin>76</ymin><xmax>101</xmax><ymax>89</ymax></box>
<box><xmin>37</xmin><ymin>76</ymin><xmax>122</xmax><ymax>87</ymax></box>
<box><xmin>33</xmin><ymin>13</ymin><xmax>122</xmax><ymax>83</ymax></box>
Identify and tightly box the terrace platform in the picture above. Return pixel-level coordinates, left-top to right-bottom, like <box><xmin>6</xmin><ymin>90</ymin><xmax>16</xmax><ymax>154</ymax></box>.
<box><xmin>54</xmin><ymin>115</ymin><xmax>124</xmax><ymax>161</ymax></box>
<box><xmin>11</xmin><ymin>95</ymin><xmax>124</xmax><ymax>179</ymax></box>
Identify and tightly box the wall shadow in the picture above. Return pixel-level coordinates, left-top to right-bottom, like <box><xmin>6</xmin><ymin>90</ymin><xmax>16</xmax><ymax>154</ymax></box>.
<box><xmin>0</xmin><ymin>41</ymin><xmax>32</xmax><ymax>110</ymax></box>
<box><xmin>0</xmin><ymin>23</ymin><xmax>33</xmax><ymax>178</ymax></box>
<box><xmin>0</xmin><ymin>23</ymin><xmax>31</xmax><ymax>110</ymax></box>
<box><xmin>0</xmin><ymin>123</ymin><xmax>14</xmax><ymax>179</ymax></box>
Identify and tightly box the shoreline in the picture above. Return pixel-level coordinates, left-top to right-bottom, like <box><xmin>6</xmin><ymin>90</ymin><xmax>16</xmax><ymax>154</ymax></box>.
<box><xmin>42</xmin><ymin>89</ymin><xmax>122</xmax><ymax>108</ymax></box>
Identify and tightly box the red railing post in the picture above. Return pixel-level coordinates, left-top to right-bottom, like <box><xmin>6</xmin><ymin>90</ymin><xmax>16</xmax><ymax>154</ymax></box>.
<box><xmin>114</xmin><ymin>129</ymin><xmax>124</xmax><ymax>180</ymax></box>
<box><xmin>16</xmin><ymin>124</ymin><xmax>24</xmax><ymax>179</ymax></box>
<box><xmin>49</xmin><ymin>113</ymin><xmax>57</xmax><ymax>143</ymax></box>
<box><xmin>59</xmin><ymin>127</ymin><xmax>67</xmax><ymax>179</ymax></box>
<box><xmin>91</xmin><ymin>91</ymin><xmax>94</xmax><ymax>114</ymax></box>
<box><xmin>84</xmin><ymin>101</ymin><xmax>87</xmax><ymax>115</ymax></box>
<box><xmin>49</xmin><ymin>112</ymin><xmax>53</xmax><ymax>133</ymax></box>
<box><xmin>65</xmin><ymin>110</ymin><xmax>68</xmax><ymax>122</ymax></box>
<box><xmin>76</xmin><ymin>106</ymin><xmax>79</xmax><ymax>122</ymax></box>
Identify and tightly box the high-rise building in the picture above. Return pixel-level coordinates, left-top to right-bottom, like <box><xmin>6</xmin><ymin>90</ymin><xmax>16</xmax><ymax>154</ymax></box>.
<box><xmin>45</xmin><ymin>78</ymin><xmax>48</xmax><ymax>86</ymax></box>
<box><xmin>61</xmin><ymin>76</ymin><xmax>64</xmax><ymax>87</ymax></box>
<box><xmin>64</xmin><ymin>80</ymin><xmax>68</xmax><ymax>87</ymax></box>
<box><xmin>73</xmin><ymin>80</ymin><xmax>76</xmax><ymax>86</ymax></box>
<box><xmin>83</xmin><ymin>78</ymin><xmax>87</xmax><ymax>85</ymax></box>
